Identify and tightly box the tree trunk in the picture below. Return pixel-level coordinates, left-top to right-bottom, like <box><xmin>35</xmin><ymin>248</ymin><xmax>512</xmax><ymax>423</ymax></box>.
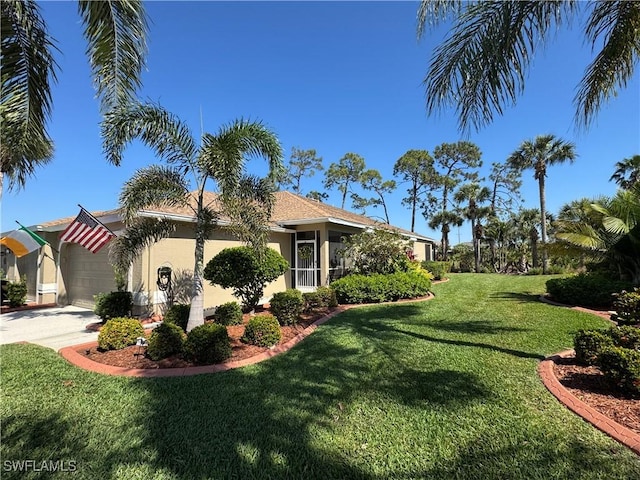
<box><xmin>538</xmin><ymin>175</ymin><xmax>548</xmax><ymax>274</ymax></box>
<box><xmin>186</xmin><ymin>197</ymin><xmax>207</xmax><ymax>332</ymax></box>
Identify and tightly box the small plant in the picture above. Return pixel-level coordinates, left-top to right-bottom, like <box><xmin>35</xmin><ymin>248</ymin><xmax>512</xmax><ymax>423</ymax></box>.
<box><xmin>421</xmin><ymin>261</ymin><xmax>451</xmax><ymax>280</ymax></box>
<box><xmin>184</xmin><ymin>323</ymin><xmax>231</xmax><ymax>364</ymax></box>
<box><xmin>608</xmin><ymin>325</ymin><xmax>640</xmax><ymax>351</ymax></box>
<box><xmin>98</xmin><ymin>317</ymin><xmax>145</xmax><ymax>351</ymax></box>
<box><xmin>573</xmin><ymin>330</ymin><xmax>614</xmax><ymax>365</ymax></box>
<box><xmin>163</xmin><ymin>304</ymin><xmax>190</xmax><ymax>332</ymax></box>
<box><xmin>146</xmin><ymin>322</ymin><xmax>185</xmax><ymax>360</ymax></box>
<box><xmin>610</xmin><ymin>288</ymin><xmax>640</xmax><ymax>326</ymax></box>
<box><xmin>6</xmin><ymin>276</ymin><xmax>27</xmax><ymax>307</ymax></box>
<box><xmin>213</xmin><ymin>301</ymin><xmax>243</xmax><ymax>326</ymax></box>
<box><xmin>270</xmin><ymin>289</ymin><xmax>304</xmax><ymax>325</ymax></box>
<box><xmin>597</xmin><ymin>346</ymin><xmax>640</xmax><ymax>394</ymax></box>
<box><xmin>242</xmin><ymin>314</ymin><xmax>282</xmax><ymax>347</ymax></box>
<box><xmin>316</xmin><ymin>286</ymin><xmax>338</xmax><ymax>308</ymax></box>
<box><xmin>94</xmin><ymin>291</ymin><xmax>133</xmax><ymax>322</ymax></box>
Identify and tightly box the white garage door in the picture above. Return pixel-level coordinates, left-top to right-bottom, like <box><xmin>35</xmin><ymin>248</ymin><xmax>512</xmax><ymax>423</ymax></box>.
<box><xmin>64</xmin><ymin>244</ymin><xmax>116</xmax><ymax>308</ymax></box>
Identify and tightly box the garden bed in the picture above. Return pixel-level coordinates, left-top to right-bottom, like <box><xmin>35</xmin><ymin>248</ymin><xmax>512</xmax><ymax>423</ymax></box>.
<box><xmin>77</xmin><ymin>307</ymin><xmax>335</xmax><ymax>369</ymax></box>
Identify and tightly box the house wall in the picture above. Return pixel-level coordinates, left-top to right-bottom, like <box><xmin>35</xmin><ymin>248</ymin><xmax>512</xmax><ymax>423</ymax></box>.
<box><xmin>135</xmin><ymin>226</ymin><xmax>293</xmax><ymax>314</ymax></box>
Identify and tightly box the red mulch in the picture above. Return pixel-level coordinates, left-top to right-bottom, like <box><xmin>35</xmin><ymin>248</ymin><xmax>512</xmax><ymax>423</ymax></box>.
<box><xmin>553</xmin><ymin>355</ymin><xmax>640</xmax><ymax>435</ymax></box>
<box><xmin>79</xmin><ymin>307</ymin><xmax>333</xmax><ymax>370</ymax></box>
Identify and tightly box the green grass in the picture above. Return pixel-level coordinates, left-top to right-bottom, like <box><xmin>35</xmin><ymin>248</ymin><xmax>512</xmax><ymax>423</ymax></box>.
<box><xmin>2</xmin><ymin>274</ymin><xmax>639</xmax><ymax>479</ymax></box>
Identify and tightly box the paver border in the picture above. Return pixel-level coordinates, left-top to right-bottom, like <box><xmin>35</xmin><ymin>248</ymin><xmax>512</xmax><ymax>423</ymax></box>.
<box><xmin>58</xmin><ymin>293</ymin><xmax>435</xmax><ymax>378</ymax></box>
<box><xmin>538</xmin><ymin>350</ymin><xmax>640</xmax><ymax>456</ymax></box>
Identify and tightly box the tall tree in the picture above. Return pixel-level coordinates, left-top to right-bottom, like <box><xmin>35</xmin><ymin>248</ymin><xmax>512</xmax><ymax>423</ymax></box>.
<box><xmin>488</xmin><ymin>161</ymin><xmax>522</xmax><ymax>214</ymax></box>
<box><xmin>508</xmin><ymin>134</ymin><xmax>577</xmax><ymax>273</ymax></box>
<box><xmin>1</xmin><ymin>0</ymin><xmax>148</xmax><ymax>194</ymax></box>
<box><xmin>324</xmin><ymin>152</ymin><xmax>366</xmax><ymax>209</ymax></box>
<box><xmin>425</xmin><ymin>141</ymin><xmax>482</xmax><ymax>260</ymax></box>
<box><xmin>306</xmin><ymin>190</ymin><xmax>328</xmax><ymax>202</ymax></box>
<box><xmin>102</xmin><ymin>103</ymin><xmax>283</xmax><ymax>332</ymax></box>
<box><xmin>393</xmin><ymin>149</ymin><xmax>438</xmax><ymax>232</ymax></box>
<box><xmin>280</xmin><ymin>147</ymin><xmax>323</xmax><ymax>194</ymax></box>
<box><xmin>351</xmin><ymin>169</ymin><xmax>396</xmax><ymax>224</ymax></box>
<box><xmin>417</xmin><ymin>1</ymin><xmax>640</xmax><ymax>132</ymax></box>
<box><xmin>454</xmin><ymin>182</ymin><xmax>491</xmax><ymax>272</ymax></box>
<box><xmin>610</xmin><ymin>154</ymin><xmax>640</xmax><ymax>190</ymax></box>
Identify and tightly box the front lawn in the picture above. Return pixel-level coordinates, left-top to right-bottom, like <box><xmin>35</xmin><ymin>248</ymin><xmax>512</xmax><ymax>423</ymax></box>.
<box><xmin>2</xmin><ymin>274</ymin><xmax>639</xmax><ymax>479</ymax></box>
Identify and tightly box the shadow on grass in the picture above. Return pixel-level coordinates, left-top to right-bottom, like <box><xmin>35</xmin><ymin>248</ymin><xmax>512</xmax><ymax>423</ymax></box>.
<box><xmin>430</xmin><ymin>319</ymin><xmax>530</xmax><ymax>335</ymax></box>
<box><xmin>489</xmin><ymin>291</ymin><xmax>543</xmax><ymax>304</ymax></box>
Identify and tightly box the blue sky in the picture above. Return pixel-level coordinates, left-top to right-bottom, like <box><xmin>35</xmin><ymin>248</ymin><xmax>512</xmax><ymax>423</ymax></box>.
<box><xmin>2</xmin><ymin>1</ymin><xmax>639</xmax><ymax>244</ymax></box>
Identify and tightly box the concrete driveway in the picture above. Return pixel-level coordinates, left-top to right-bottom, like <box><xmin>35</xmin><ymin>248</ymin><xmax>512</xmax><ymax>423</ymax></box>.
<box><xmin>0</xmin><ymin>306</ymin><xmax>101</xmax><ymax>351</ymax></box>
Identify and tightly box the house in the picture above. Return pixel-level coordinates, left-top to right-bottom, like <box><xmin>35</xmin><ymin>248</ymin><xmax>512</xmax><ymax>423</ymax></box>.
<box><xmin>1</xmin><ymin>191</ymin><xmax>436</xmax><ymax>314</ymax></box>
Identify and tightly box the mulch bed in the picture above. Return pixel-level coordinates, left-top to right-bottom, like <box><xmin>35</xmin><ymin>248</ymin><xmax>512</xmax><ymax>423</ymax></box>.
<box><xmin>79</xmin><ymin>307</ymin><xmax>333</xmax><ymax>370</ymax></box>
<box><xmin>553</xmin><ymin>354</ymin><xmax>640</xmax><ymax>435</ymax></box>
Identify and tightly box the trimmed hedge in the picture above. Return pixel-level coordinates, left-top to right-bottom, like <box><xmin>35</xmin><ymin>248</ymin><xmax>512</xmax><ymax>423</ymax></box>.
<box><xmin>242</xmin><ymin>314</ymin><xmax>282</xmax><ymax>347</ymax></box>
<box><xmin>331</xmin><ymin>271</ymin><xmax>431</xmax><ymax>304</ymax></box>
<box><xmin>213</xmin><ymin>301</ymin><xmax>243</xmax><ymax>326</ymax></box>
<box><xmin>597</xmin><ymin>346</ymin><xmax>640</xmax><ymax>394</ymax></box>
<box><xmin>94</xmin><ymin>291</ymin><xmax>133</xmax><ymax>322</ymax></box>
<box><xmin>163</xmin><ymin>304</ymin><xmax>190</xmax><ymax>332</ymax></box>
<box><xmin>302</xmin><ymin>286</ymin><xmax>338</xmax><ymax>312</ymax></box>
<box><xmin>574</xmin><ymin>330</ymin><xmax>614</xmax><ymax>366</ymax></box>
<box><xmin>545</xmin><ymin>273</ymin><xmax>633</xmax><ymax>308</ymax></box>
<box><xmin>270</xmin><ymin>289</ymin><xmax>304</xmax><ymax>325</ymax></box>
<box><xmin>611</xmin><ymin>288</ymin><xmax>640</xmax><ymax>326</ymax></box>
<box><xmin>184</xmin><ymin>323</ymin><xmax>231</xmax><ymax>364</ymax></box>
<box><xmin>421</xmin><ymin>261</ymin><xmax>451</xmax><ymax>281</ymax></box>
<box><xmin>147</xmin><ymin>322</ymin><xmax>185</xmax><ymax>360</ymax></box>
<box><xmin>98</xmin><ymin>317</ymin><xmax>145</xmax><ymax>351</ymax></box>
<box><xmin>6</xmin><ymin>277</ymin><xmax>27</xmax><ymax>307</ymax></box>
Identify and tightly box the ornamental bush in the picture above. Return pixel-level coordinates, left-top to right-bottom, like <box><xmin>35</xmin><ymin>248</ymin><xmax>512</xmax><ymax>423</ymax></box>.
<box><xmin>94</xmin><ymin>291</ymin><xmax>133</xmax><ymax>322</ymax></box>
<box><xmin>573</xmin><ymin>330</ymin><xmax>614</xmax><ymax>365</ymax></box>
<box><xmin>204</xmin><ymin>247</ymin><xmax>289</xmax><ymax>312</ymax></box>
<box><xmin>242</xmin><ymin>314</ymin><xmax>282</xmax><ymax>347</ymax></box>
<box><xmin>184</xmin><ymin>323</ymin><xmax>231</xmax><ymax>364</ymax></box>
<box><xmin>421</xmin><ymin>261</ymin><xmax>451</xmax><ymax>281</ymax></box>
<box><xmin>270</xmin><ymin>289</ymin><xmax>304</xmax><ymax>325</ymax></box>
<box><xmin>331</xmin><ymin>271</ymin><xmax>431</xmax><ymax>304</ymax></box>
<box><xmin>545</xmin><ymin>273</ymin><xmax>632</xmax><ymax>308</ymax></box>
<box><xmin>608</xmin><ymin>325</ymin><xmax>640</xmax><ymax>351</ymax></box>
<box><xmin>610</xmin><ymin>288</ymin><xmax>640</xmax><ymax>326</ymax></box>
<box><xmin>146</xmin><ymin>322</ymin><xmax>185</xmax><ymax>360</ymax></box>
<box><xmin>6</xmin><ymin>276</ymin><xmax>27</xmax><ymax>307</ymax></box>
<box><xmin>338</xmin><ymin>228</ymin><xmax>412</xmax><ymax>275</ymax></box>
<box><xmin>163</xmin><ymin>304</ymin><xmax>190</xmax><ymax>332</ymax></box>
<box><xmin>213</xmin><ymin>301</ymin><xmax>243</xmax><ymax>326</ymax></box>
<box><xmin>597</xmin><ymin>346</ymin><xmax>640</xmax><ymax>394</ymax></box>
<box><xmin>98</xmin><ymin>317</ymin><xmax>145</xmax><ymax>351</ymax></box>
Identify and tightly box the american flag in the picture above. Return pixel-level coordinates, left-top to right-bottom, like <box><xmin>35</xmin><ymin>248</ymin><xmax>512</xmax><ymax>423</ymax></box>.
<box><xmin>60</xmin><ymin>208</ymin><xmax>115</xmax><ymax>253</ymax></box>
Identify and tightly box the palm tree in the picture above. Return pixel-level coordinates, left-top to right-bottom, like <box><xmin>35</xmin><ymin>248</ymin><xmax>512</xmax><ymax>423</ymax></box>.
<box><xmin>454</xmin><ymin>182</ymin><xmax>491</xmax><ymax>272</ymax></box>
<box><xmin>610</xmin><ymin>154</ymin><xmax>640</xmax><ymax>190</ymax></box>
<box><xmin>1</xmin><ymin>0</ymin><xmax>147</xmax><ymax>194</ymax></box>
<box><xmin>508</xmin><ymin>135</ymin><xmax>576</xmax><ymax>273</ymax></box>
<box><xmin>102</xmin><ymin>103</ymin><xmax>283</xmax><ymax>331</ymax></box>
<box><xmin>417</xmin><ymin>1</ymin><xmax>640</xmax><ymax>132</ymax></box>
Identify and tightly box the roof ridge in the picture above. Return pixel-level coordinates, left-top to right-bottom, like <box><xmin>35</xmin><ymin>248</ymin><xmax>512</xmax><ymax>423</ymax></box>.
<box><xmin>277</xmin><ymin>191</ymin><xmax>328</xmax><ymax>216</ymax></box>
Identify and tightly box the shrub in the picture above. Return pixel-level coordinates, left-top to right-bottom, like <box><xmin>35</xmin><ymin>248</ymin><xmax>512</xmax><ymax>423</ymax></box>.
<box><xmin>611</xmin><ymin>288</ymin><xmax>640</xmax><ymax>326</ymax></box>
<box><xmin>184</xmin><ymin>323</ymin><xmax>231</xmax><ymax>364</ymax></box>
<box><xmin>597</xmin><ymin>346</ymin><xmax>640</xmax><ymax>394</ymax></box>
<box><xmin>302</xmin><ymin>291</ymin><xmax>323</xmax><ymax>312</ymax></box>
<box><xmin>94</xmin><ymin>291</ymin><xmax>133</xmax><ymax>322</ymax></box>
<box><xmin>525</xmin><ymin>267</ymin><xmax>544</xmax><ymax>276</ymax></box>
<box><xmin>98</xmin><ymin>317</ymin><xmax>145</xmax><ymax>351</ymax></box>
<box><xmin>608</xmin><ymin>325</ymin><xmax>640</xmax><ymax>351</ymax></box>
<box><xmin>331</xmin><ymin>271</ymin><xmax>431</xmax><ymax>304</ymax></box>
<box><xmin>545</xmin><ymin>273</ymin><xmax>632</xmax><ymax>308</ymax></box>
<box><xmin>338</xmin><ymin>228</ymin><xmax>413</xmax><ymax>275</ymax></box>
<box><xmin>163</xmin><ymin>304</ymin><xmax>190</xmax><ymax>332</ymax></box>
<box><xmin>146</xmin><ymin>323</ymin><xmax>185</xmax><ymax>360</ymax></box>
<box><xmin>242</xmin><ymin>314</ymin><xmax>282</xmax><ymax>347</ymax></box>
<box><xmin>204</xmin><ymin>247</ymin><xmax>289</xmax><ymax>312</ymax></box>
<box><xmin>270</xmin><ymin>289</ymin><xmax>304</xmax><ymax>325</ymax></box>
<box><xmin>213</xmin><ymin>301</ymin><xmax>243</xmax><ymax>326</ymax></box>
<box><xmin>421</xmin><ymin>261</ymin><xmax>451</xmax><ymax>280</ymax></box>
<box><xmin>303</xmin><ymin>286</ymin><xmax>339</xmax><ymax>312</ymax></box>
<box><xmin>573</xmin><ymin>330</ymin><xmax>614</xmax><ymax>365</ymax></box>
<box><xmin>6</xmin><ymin>276</ymin><xmax>27</xmax><ymax>307</ymax></box>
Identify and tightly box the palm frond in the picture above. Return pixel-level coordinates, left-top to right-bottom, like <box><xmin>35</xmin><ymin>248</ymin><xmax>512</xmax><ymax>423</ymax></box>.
<box><xmin>575</xmin><ymin>1</ymin><xmax>640</xmax><ymax>129</ymax></box>
<box><xmin>423</xmin><ymin>1</ymin><xmax>576</xmax><ymax>132</ymax></box>
<box><xmin>101</xmin><ymin>103</ymin><xmax>197</xmax><ymax>166</ymax></box>
<box><xmin>108</xmin><ymin>217</ymin><xmax>175</xmax><ymax>274</ymax></box>
<box><xmin>78</xmin><ymin>0</ymin><xmax>147</xmax><ymax>112</ymax></box>
<box><xmin>416</xmin><ymin>0</ymin><xmax>465</xmax><ymax>38</ymax></box>
<box><xmin>119</xmin><ymin>165</ymin><xmax>190</xmax><ymax>222</ymax></box>
<box><xmin>1</xmin><ymin>0</ymin><xmax>58</xmax><ymax>190</ymax></box>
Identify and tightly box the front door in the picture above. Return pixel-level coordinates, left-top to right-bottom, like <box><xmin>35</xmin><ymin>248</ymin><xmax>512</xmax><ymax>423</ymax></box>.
<box><xmin>296</xmin><ymin>240</ymin><xmax>317</xmax><ymax>291</ymax></box>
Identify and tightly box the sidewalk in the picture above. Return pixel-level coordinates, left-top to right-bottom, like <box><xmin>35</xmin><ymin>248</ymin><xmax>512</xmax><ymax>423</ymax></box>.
<box><xmin>0</xmin><ymin>305</ymin><xmax>101</xmax><ymax>351</ymax></box>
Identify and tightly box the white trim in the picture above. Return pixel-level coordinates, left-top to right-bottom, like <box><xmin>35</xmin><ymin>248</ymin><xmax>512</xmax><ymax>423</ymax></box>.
<box><xmin>37</xmin><ymin>283</ymin><xmax>57</xmax><ymax>294</ymax></box>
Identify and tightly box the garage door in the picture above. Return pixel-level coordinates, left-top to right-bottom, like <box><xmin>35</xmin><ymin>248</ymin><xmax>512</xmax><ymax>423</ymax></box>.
<box><xmin>63</xmin><ymin>243</ymin><xmax>116</xmax><ymax>308</ymax></box>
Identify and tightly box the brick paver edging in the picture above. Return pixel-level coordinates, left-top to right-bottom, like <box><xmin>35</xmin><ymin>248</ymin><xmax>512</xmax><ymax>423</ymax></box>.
<box><xmin>538</xmin><ymin>350</ymin><xmax>640</xmax><ymax>456</ymax></box>
<box><xmin>58</xmin><ymin>293</ymin><xmax>435</xmax><ymax>378</ymax></box>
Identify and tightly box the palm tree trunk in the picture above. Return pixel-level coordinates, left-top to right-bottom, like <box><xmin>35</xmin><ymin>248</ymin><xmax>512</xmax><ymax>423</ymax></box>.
<box><xmin>538</xmin><ymin>175</ymin><xmax>548</xmax><ymax>274</ymax></box>
<box><xmin>186</xmin><ymin>195</ymin><xmax>207</xmax><ymax>332</ymax></box>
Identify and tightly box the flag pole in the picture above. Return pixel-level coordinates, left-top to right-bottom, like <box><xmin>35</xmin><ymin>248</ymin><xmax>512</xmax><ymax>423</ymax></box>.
<box><xmin>14</xmin><ymin>220</ymin><xmax>59</xmax><ymax>254</ymax></box>
<box><xmin>77</xmin><ymin>204</ymin><xmax>117</xmax><ymax>236</ymax></box>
